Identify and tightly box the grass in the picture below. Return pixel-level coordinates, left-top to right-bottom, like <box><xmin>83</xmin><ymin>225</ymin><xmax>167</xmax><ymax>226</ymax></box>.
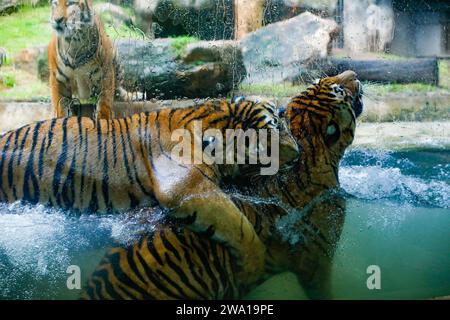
<box><xmin>0</xmin><ymin>72</ymin><xmax>16</xmax><ymax>88</ymax></box>
<box><xmin>0</xmin><ymin>67</ymin><xmax>49</xmax><ymax>101</ymax></box>
<box><xmin>170</xmin><ymin>36</ymin><xmax>199</xmax><ymax>58</ymax></box>
<box><xmin>238</xmin><ymin>83</ymin><xmax>307</xmax><ymax>98</ymax></box>
<box><xmin>439</xmin><ymin>60</ymin><xmax>450</xmax><ymax>90</ymax></box>
<box><xmin>99</xmin><ymin>9</ymin><xmax>146</xmax><ymax>41</ymax></box>
<box><xmin>364</xmin><ymin>83</ymin><xmax>444</xmax><ymax>96</ymax></box>
<box><xmin>0</xmin><ymin>5</ymin><xmax>52</xmax><ymax>61</ymax></box>
<box><xmin>0</xmin><ymin>80</ymin><xmax>48</xmax><ymax>101</ymax></box>
<box><xmin>239</xmin><ymin>81</ymin><xmax>450</xmax><ymax>99</ymax></box>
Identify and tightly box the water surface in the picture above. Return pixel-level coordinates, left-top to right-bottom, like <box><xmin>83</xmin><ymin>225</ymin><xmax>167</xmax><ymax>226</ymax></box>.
<box><xmin>0</xmin><ymin>148</ymin><xmax>448</xmax><ymax>299</ymax></box>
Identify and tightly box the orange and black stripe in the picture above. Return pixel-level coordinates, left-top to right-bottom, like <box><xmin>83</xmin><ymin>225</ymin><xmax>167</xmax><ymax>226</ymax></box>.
<box><xmin>0</xmin><ymin>99</ymin><xmax>284</xmax><ymax>213</ymax></box>
<box><xmin>81</xmin><ymin>71</ymin><xmax>363</xmax><ymax>300</ymax></box>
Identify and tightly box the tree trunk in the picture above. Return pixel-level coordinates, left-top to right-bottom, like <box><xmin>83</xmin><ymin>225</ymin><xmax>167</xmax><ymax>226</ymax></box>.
<box><xmin>321</xmin><ymin>58</ymin><xmax>439</xmax><ymax>85</ymax></box>
<box><xmin>234</xmin><ymin>0</ymin><xmax>265</xmax><ymax>40</ymax></box>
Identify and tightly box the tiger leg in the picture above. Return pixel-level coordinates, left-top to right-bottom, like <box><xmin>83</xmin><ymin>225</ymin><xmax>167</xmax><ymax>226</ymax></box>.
<box><xmin>175</xmin><ymin>189</ymin><xmax>266</xmax><ymax>286</ymax></box>
<box><xmin>295</xmin><ymin>248</ymin><xmax>334</xmax><ymax>299</ymax></box>
<box><xmin>293</xmin><ymin>193</ymin><xmax>346</xmax><ymax>299</ymax></box>
<box><xmin>95</xmin><ymin>65</ymin><xmax>115</xmax><ymax>120</ymax></box>
<box><xmin>152</xmin><ymin>167</ymin><xmax>265</xmax><ymax>287</ymax></box>
<box><xmin>81</xmin><ymin>229</ymin><xmax>241</xmax><ymax>300</ymax></box>
<box><xmin>49</xmin><ymin>66</ymin><xmax>72</xmax><ymax>118</ymax></box>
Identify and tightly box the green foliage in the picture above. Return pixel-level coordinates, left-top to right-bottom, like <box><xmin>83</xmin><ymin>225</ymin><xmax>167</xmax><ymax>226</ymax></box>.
<box><xmin>0</xmin><ymin>72</ymin><xmax>16</xmax><ymax>88</ymax></box>
<box><xmin>99</xmin><ymin>11</ymin><xmax>146</xmax><ymax>41</ymax></box>
<box><xmin>170</xmin><ymin>36</ymin><xmax>199</xmax><ymax>58</ymax></box>
<box><xmin>439</xmin><ymin>60</ymin><xmax>450</xmax><ymax>90</ymax></box>
<box><xmin>0</xmin><ymin>70</ymin><xmax>49</xmax><ymax>101</ymax></box>
<box><xmin>0</xmin><ymin>4</ymin><xmax>52</xmax><ymax>59</ymax></box>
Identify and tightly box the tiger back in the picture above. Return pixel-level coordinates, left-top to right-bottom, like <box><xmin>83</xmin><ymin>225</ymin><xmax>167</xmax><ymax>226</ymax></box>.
<box><xmin>0</xmin><ymin>98</ymin><xmax>298</xmax><ymax>286</ymax></box>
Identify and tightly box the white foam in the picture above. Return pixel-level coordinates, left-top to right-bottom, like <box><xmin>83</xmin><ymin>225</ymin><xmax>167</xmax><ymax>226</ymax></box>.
<box><xmin>340</xmin><ymin>166</ymin><xmax>450</xmax><ymax>208</ymax></box>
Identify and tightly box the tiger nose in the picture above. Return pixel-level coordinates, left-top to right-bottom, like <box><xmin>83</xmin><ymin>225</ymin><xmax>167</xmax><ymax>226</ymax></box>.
<box><xmin>54</xmin><ymin>17</ymin><xmax>64</xmax><ymax>26</ymax></box>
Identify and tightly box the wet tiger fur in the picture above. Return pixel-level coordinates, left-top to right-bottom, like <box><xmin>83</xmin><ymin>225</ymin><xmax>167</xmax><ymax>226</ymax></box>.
<box><xmin>81</xmin><ymin>70</ymin><xmax>364</xmax><ymax>300</ymax></box>
<box><xmin>48</xmin><ymin>0</ymin><xmax>120</xmax><ymax>120</ymax></box>
<box><xmin>0</xmin><ymin>98</ymin><xmax>298</xmax><ymax>285</ymax></box>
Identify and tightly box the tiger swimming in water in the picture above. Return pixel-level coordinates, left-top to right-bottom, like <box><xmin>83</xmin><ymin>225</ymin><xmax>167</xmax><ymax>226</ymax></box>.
<box><xmin>0</xmin><ymin>98</ymin><xmax>298</xmax><ymax>285</ymax></box>
<box><xmin>48</xmin><ymin>0</ymin><xmax>121</xmax><ymax>120</ymax></box>
<box><xmin>81</xmin><ymin>70</ymin><xmax>364</xmax><ymax>299</ymax></box>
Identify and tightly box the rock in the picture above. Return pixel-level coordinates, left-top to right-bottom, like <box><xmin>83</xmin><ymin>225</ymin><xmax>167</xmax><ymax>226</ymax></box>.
<box><xmin>14</xmin><ymin>46</ymin><xmax>46</xmax><ymax>73</ymax></box>
<box><xmin>0</xmin><ymin>0</ymin><xmax>18</xmax><ymax>13</ymax></box>
<box><xmin>239</xmin><ymin>12</ymin><xmax>338</xmax><ymax>84</ymax></box>
<box><xmin>117</xmin><ymin>38</ymin><xmax>245</xmax><ymax>99</ymax></box>
<box><xmin>0</xmin><ymin>0</ymin><xmax>42</xmax><ymax>13</ymax></box>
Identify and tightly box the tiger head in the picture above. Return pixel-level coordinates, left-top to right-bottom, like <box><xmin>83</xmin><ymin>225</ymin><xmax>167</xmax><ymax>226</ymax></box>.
<box><xmin>286</xmin><ymin>70</ymin><xmax>363</xmax><ymax>179</ymax></box>
<box><xmin>50</xmin><ymin>0</ymin><xmax>94</xmax><ymax>37</ymax></box>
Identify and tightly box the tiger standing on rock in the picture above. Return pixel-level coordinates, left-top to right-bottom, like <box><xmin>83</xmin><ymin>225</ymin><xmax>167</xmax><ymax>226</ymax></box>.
<box><xmin>48</xmin><ymin>0</ymin><xmax>120</xmax><ymax>120</ymax></box>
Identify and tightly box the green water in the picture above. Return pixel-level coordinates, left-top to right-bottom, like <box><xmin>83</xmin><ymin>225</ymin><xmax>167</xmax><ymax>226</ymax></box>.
<box><xmin>0</xmin><ymin>148</ymin><xmax>449</xmax><ymax>299</ymax></box>
<box><xmin>248</xmin><ymin>201</ymin><xmax>449</xmax><ymax>300</ymax></box>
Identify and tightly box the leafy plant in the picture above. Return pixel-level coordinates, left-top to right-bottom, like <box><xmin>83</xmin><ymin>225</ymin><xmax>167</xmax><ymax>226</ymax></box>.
<box><xmin>170</xmin><ymin>36</ymin><xmax>199</xmax><ymax>58</ymax></box>
<box><xmin>0</xmin><ymin>73</ymin><xmax>16</xmax><ymax>88</ymax></box>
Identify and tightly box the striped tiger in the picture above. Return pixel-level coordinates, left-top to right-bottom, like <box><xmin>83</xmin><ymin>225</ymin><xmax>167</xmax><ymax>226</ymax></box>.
<box><xmin>48</xmin><ymin>0</ymin><xmax>122</xmax><ymax>120</ymax></box>
<box><xmin>82</xmin><ymin>70</ymin><xmax>364</xmax><ymax>300</ymax></box>
<box><xmin>0</xmin><ymin>98</ymin><xmax>298</xmax><ymax>286</ymax></box>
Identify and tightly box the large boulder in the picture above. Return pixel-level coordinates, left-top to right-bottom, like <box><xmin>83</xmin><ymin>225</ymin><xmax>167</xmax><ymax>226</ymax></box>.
<box><xmin>239</xmin><ymin>11</ymin><xmax>338</xmax><ymax>84</ymax></box>
<box><xmin>116</xmin><ymin>39</ymin><xmax>245</xmax><ymax>99</ymax></box>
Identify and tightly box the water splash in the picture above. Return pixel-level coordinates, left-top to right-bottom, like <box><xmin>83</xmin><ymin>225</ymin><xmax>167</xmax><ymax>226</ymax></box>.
<box><xmin>340</xmin><ymin>149</ymin><xmax>450</xmax><ymax>208</ymax></box>
<box><xmin>0</xmin><ymin>203</ymin><xmax>165</xmax><ymax>298</ymax></box>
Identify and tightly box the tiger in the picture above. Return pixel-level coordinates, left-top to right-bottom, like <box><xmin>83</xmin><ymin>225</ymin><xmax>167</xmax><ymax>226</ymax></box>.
<box><xmin>0</xmin><ymin>98</ymin><xmax>298</xmax><ymax>285</ymax></box>
<box><xmin>48</xmin><ymin>0</ymin><xmax>121</xmax><ymax>120</ymax></box>
<box><xmin>81</xmin><ymin>70</ymin><xmax>364</xmax><ymax>300</ymax></box>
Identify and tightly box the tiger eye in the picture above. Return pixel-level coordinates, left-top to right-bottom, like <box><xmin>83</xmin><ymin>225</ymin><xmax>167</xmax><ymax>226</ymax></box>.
<box><xmin>326</xmin><ymin>124</ymin><xmax>337</xmax><ymax>136</ymax></box>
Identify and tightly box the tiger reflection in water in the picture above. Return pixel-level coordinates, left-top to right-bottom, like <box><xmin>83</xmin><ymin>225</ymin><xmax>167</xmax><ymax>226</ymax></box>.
<box><xmin>82</xmin><ymin>70</ymin><xmax>364</xmax><ymax>300</ymax></box>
